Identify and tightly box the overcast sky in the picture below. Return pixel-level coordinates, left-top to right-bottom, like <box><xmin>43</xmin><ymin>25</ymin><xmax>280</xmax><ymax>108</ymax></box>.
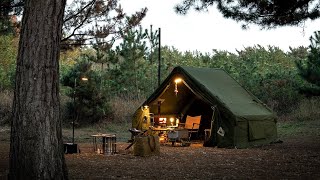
<box><xmin>120</xmin><ymin>0</ymin><xmax>320</xmax><ymax>53</ymax></box>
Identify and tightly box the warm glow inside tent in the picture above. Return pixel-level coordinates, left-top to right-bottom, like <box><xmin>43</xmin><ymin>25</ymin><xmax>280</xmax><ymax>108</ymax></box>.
<box><xmin>132</xmin><ymin>66</ymin><xmax>278</xmax><ymax>148</ymax></box>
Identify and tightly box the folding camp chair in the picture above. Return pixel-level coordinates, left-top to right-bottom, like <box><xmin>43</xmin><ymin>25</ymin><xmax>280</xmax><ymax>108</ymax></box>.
<box><xmin>183</xmin><ymin>115</ymin><xmax>201</xmax><ymax>141</ymax></box>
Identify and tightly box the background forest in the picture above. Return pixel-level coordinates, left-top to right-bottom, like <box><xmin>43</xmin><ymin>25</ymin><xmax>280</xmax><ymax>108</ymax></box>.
<box><xmin>1</xmin><ymin>27</ymin><xmax>320</xmax><ymax>127</ymax></box>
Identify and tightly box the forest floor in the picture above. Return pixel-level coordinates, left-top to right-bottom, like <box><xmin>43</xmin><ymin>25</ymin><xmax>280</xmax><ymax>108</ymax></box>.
<box><xmin>0</xmin><ymin>121</ymin><xmax>320</xmax><ymax>179</ymax></box>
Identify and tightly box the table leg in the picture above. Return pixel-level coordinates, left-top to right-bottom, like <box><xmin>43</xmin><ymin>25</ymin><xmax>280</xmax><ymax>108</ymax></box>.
<box><xmin>113</xmin><ymin>136</ymin><xmax>116</xmax><ymax>154</ymax></box>
<box><xmin>102</xmin><ymin>137</ymin><xmax>106</xmax><ymax>154</ymax></box>
<box><xmin>92</xmin><ymin>137</ymin><xmax>97</xmax><ymax>152</ymax></box>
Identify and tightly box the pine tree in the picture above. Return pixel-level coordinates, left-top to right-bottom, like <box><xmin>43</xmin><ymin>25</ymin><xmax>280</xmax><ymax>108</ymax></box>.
<box><xmin>9</xmin><ymin>0</ymin><xmax>68</xmax><ymax>178</ymax></box>
<box><xmin>112</xmin><ymin>26</ymin><xmax>148</xmax><ymax>97</ymax></box>
<box><xmin>61</xmin><ymin>57</ymin><xmax>111</xmax><ymax>123</ymax></box>
<box><xmin>175</xmin><ymin>0</ymin><xmax>320</xmax><ymax>28</ymax></box>
<box><xmin>296</xmin><ymin>31</ymin><xmax>320</xmax><ymax>96</ymax></box>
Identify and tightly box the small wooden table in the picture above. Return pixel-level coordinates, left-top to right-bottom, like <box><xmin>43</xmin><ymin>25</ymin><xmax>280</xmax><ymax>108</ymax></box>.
<box><xmin>91</xmin><ymin>134</ymin><xmax>116</xmax><ymax>155</ymax></box>
<box><xmin>149</xmin><ymin>127</ymin><xmax>174</xmax><ymax>132</ymax></box>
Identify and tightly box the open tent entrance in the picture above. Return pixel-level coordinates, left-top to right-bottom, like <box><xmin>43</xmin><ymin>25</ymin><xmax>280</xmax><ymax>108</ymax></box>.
<box><xmin>147</xmin><ymin>77</ymin><xmax>216</xmax><ymax>142</ymax></box>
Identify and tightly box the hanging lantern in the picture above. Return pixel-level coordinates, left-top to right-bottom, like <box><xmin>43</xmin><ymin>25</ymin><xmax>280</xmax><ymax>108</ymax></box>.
<box><xmin>174</xmin><ymin>78</ymin><xmax>182</xmax><ymax>96</ymax></box>
<box><xmin>174</xmin><ymin>83</ymin><xmax>178</xmax><ymax>96</ymax></box>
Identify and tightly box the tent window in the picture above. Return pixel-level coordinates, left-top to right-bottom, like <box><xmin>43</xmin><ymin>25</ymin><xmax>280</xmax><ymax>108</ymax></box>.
<box><xmin>248</xmin><ymin>121</ymin><xmax>266</xmax><ymax>141</ymax></box>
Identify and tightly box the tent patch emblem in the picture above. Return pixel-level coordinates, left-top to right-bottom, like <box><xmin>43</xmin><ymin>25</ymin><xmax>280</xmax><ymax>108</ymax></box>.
<box><xmin>217</xmin><ymin>127</ymin><xmax>225</xmax><ymax>137</ymax></box>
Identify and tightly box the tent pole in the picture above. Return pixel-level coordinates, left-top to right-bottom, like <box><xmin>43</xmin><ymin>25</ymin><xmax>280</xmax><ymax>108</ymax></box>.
<box><xmin>157</xmin><ymin>100</ymin><xmax>161</xmax><ymax>120</ymax></box>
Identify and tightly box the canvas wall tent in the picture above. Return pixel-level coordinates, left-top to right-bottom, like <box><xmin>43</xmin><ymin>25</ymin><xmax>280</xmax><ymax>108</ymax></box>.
<box><xmin>132</xmin><ymin>66</ymin><xmax>278</xmax><ymax>148</ymax></box>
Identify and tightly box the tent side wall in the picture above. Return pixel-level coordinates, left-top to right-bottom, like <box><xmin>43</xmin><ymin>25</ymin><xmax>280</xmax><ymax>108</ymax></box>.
<box><xmin>212</xmin><ymin>109</ymin><xmax>237</xmax><ymax>148</ymax></box>
<box><xmin>233</xmin><ymin>117</ymin><xmax>278</xmax><ymax>148</ymax></box>
<box><xmin>215</xmin><ymin>119</ymin><xmax>236</xmax><ymax>148</ymax></box>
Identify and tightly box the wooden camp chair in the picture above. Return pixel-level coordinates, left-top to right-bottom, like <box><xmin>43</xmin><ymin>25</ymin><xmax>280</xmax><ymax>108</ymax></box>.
<box><xmin>182</xmin><ymin>115</ymin><xmax>201</xmax><ymax>141</ymax></box>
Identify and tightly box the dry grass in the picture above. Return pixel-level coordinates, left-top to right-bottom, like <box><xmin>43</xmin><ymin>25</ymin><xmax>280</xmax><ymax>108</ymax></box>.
<box><xmin>279</xmin><ymin>97</ymin><xmax>320</xmax><ymax>122</ymax></box>
<box><xmin>109</xmin><ymin>95</ymin><xmax>145</xmax><ymax>124</ymax></box>
<box><xmin>292</xmin><ymin>97</ymin><xmax>320</xmax><ymax>121</ymax></box>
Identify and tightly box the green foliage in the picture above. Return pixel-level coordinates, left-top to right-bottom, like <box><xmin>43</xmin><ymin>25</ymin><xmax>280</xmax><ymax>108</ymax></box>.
<box><xmin>61</xmin><ymin>56</ymin><xmax>111</xmax><ymax>124</ymax></box>
<box><xmin>61</xmin><ymin>0</ymin><xmax>147</xmax><ymax>50</ymax></box>
<box><xmin>296</xmin><ymin>31</ymin><xmax>320</xmax><ymax>96</ymax></box>
<box><xmin>0</xmin><ymin>35</ymin><xmax>16</xmax><ymax>90</ymax></box>
<box><xmin>230</xmin><ymin>46</ymin><xmax>303</xmax><ymax>113</ymax></box>
<box><xmin>175</xmin><ymin>0</ymin><xmax>320</xmax><ymax>29</ymax></box>
<box><xmin>108</xmin><ymin>26</ymin><xmax>158</xmax><ymax>97</ymax></box>
<box><xmin>1</xmin><ymin>0</ymin><xmax>147</xmax><ymax>49</ymax></box>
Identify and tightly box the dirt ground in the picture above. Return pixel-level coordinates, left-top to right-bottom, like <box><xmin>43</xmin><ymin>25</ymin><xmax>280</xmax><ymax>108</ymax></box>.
<box><xmin>0</xmin><ymin>135</ymin><xmax>320</xmax><ymax>179</ymax></box>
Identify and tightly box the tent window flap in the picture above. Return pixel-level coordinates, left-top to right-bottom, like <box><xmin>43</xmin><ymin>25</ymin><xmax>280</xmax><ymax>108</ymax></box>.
<box><xmin>248</xmin><ymin>121</ymin><xmax>266</xmax><ymax>141</ymax></box>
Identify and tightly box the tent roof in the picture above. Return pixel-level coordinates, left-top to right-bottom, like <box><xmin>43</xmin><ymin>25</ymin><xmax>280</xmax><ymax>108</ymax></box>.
<box><xmin>143</xmin><ymin>66</ymin><xmax>275</xmax><ymax>119</ymax></box>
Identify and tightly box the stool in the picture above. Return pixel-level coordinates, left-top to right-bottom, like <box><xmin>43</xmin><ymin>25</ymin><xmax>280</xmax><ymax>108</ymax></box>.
<box><xmin>91</xmin><ymin>134</ymin><xmax>117</xmax><ymax>155</ymax></box>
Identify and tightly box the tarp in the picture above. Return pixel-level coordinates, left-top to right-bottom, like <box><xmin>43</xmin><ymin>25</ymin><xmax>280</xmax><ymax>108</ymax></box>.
<box><xmin>132</xmin><ymin>66</ymin><xmax>278</xmax><ymax>148</ymax></box>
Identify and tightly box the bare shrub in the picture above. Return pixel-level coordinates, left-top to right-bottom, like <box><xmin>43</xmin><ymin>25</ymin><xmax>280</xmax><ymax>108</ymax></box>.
<box><xmin>0</xmin><ymin>90</ymin><xmax>13</xmax><ymax>125</ymax></box>
<box><xmin>279</xmin><ymin>97</ymin><xmax>320</xmax><ymax>121</ymax></box>
<box><xmin>109</xmin><ymin>94</ymin><xmax>145</xmax><ymax>124</ymax></box>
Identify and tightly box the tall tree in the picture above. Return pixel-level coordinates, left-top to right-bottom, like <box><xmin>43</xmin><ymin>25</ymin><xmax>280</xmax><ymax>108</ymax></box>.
<box><xmin>61</xmin><ymin>0</ymin><xmax>147</xmax><ymax>49</ymax></box>
<box><xmin>175</xmin><ymin>0</ymin><xmax>320</xmax><ymax>28</ymax></box>
<box><xmin>112</xmin><ymin>26</ymin><xmax>148</xmax><ymax>96</ymax></box>
<box><xmin>296</xmin><ymin>31</ymin><xmax>320</xmax><ymax>96</ymax></box>
<box><xmin>146</xmin><ymin>25</ymin><xmax>160</xmax><ymax>90</ymax></box>
<box><xmin>0</xmin><ymin>0</ymin><xmax>147</xmax><ymax>47</ymax></box>
<box><xmin>9</xmin><ymin>0</ymin><xmax>68</xmax><ymax>179</ymax></box>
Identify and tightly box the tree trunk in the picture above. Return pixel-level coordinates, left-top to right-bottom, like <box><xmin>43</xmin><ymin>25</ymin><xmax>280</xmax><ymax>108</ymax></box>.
<box><xmin>9</xmin><ymin>0</ymin><xmax>67</xmax><ymax>179</ymax></box>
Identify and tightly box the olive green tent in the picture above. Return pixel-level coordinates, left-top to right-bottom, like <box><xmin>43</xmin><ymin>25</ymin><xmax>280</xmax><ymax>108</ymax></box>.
<box><xmin>132</xmin><ymin>66</ymin><xmax>277</xmax><ymax>148</ymax></box>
